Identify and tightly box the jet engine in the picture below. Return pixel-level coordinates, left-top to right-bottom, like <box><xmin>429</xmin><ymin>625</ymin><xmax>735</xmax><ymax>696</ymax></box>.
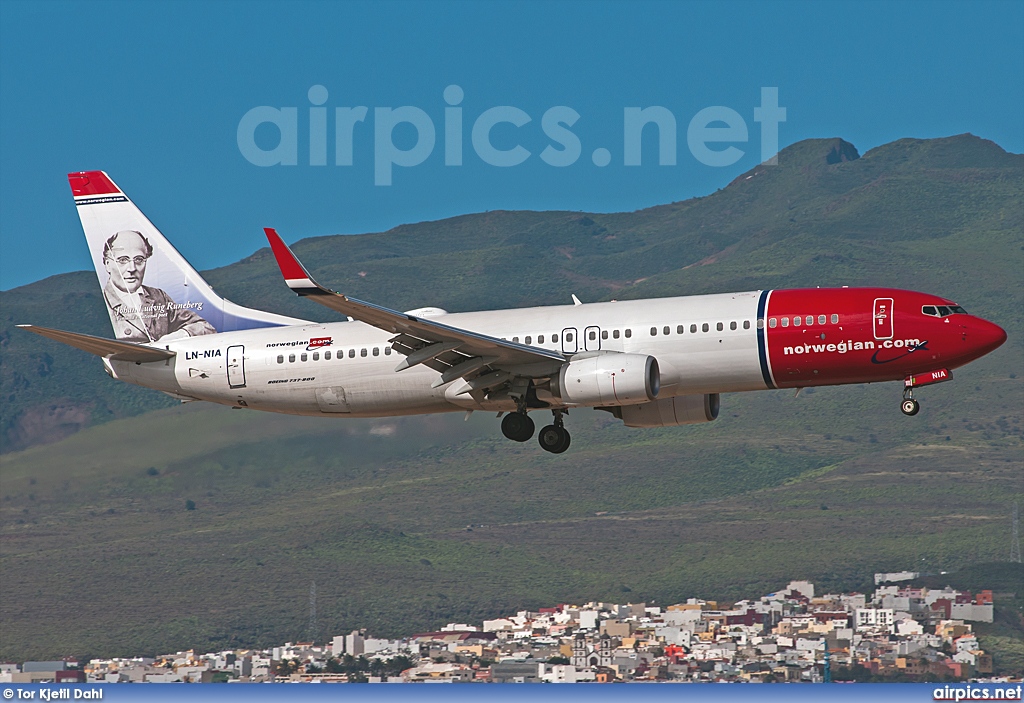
<box><xmin>608</xmin><ymin>393</ymin><xmax>720</xmax><ymax>427</ymax></box>
<box><xmin>553</xmin><ymin>353</ymin><xmax>659</xmax><ymax>406</ymax></box>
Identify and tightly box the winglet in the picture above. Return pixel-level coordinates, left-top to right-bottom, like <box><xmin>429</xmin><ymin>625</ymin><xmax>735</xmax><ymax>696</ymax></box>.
<box><xmin>263</xmin><ymin>228</ymin><xmax>325</xmax><ymax>294</ymax></box>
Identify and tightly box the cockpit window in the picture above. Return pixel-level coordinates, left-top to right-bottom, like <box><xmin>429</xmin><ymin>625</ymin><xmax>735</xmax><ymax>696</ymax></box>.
<box><xmin>922</xmin><ymin>304</ymin><xmax>967</xmax><ymax>317</ymax></box>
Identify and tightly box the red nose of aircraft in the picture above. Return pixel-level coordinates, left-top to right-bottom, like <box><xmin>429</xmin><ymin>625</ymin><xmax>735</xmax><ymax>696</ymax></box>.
<box><xmin>969</xmin><ymin>317</ymin><xmax>1008</xmax><ymax>358</ymax></box>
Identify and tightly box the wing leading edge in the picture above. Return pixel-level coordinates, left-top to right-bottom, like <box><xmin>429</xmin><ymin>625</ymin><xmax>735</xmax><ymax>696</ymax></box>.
<box><xmin>263</xmin><ymin>229</ymin><xmax>565</xmax><ymax>391</ymax></box>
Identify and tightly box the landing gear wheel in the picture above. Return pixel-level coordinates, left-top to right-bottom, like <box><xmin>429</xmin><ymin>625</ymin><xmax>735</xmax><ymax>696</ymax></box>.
<box><xmin>501</xmin><ymin>412</ymin><xmax>535</xmax><ymax>442</ymax></box>
<box><xmin>901</xmin><ymin>399</ymin><xmax>920</xmax><ymax>416</ymax></box>
<box><xmin>538</xmin><ymin>425</ymin><xmax>571</xmax><ymax>453</ymax></box>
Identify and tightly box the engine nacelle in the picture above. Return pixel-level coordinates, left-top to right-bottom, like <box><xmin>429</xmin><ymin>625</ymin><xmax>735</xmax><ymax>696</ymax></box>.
<box><xmin>555</xmin><ymin>353</ymin><xmax>659</xmax><ymax>406</ymax></box>
<box><xmin>614</xmin><ymin>393</ymin><xmax>720</xmax><ymax>427</ymax></box>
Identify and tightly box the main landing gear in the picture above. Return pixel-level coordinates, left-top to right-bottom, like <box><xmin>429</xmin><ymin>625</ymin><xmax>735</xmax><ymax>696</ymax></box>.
<box><xmin>901</xmin><ymin>387</ymin><xmax>920</xmax><ymax>416</ymax></box>
<box><xmin>501</xmin><ymin>411</ymin><xmax>535</xmax><ymax>442</ymax></box>
<box><xmin>538</xmin><ymin>410</ymin><xmax>571</xmax><ymax>454</ymax></box>
<box><xmin>499</xmin><ymin>408</ymin><xmax>572</xmax><ymax>453</ymax></box>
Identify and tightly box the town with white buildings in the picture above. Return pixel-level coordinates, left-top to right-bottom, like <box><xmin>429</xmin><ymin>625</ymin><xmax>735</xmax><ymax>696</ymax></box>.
<box><xmin>3</xmin><ymin>572</ymin><xmax>1016</xmax><ymax>684</ymax></box>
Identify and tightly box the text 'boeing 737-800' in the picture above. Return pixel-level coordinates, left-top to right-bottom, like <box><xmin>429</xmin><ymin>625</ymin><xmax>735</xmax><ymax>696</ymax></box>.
<box><xmin>18</xmin><ymin>171</ymin><xmax>1007</xmax><ymax>453</ymax></box>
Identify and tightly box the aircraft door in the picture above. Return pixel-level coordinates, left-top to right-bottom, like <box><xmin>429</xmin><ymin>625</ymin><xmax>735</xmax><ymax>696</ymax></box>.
<box><xmin>561</xmin><ymin>328</ymin><xmax>578</xmax><ymax>354</ymax></box>
<box><xmin>584</xmin><ymin>325</ymin><xmax>602</xmax><ymax>351</ymax></box>
<box><xmin>873</xmin><ymin>298</ymin><xmax>894</xmax><ymax>340</ymax></box>
<box><xmin>227</xmin><ymin>345</ymin><xmax>246</xmax><ymax>388</ymax></box>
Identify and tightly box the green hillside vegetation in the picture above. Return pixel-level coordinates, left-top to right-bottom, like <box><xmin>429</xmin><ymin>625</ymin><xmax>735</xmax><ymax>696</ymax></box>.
<box><xmin>1</xmin><ymin>389</ymin><xmax>1020</xmax><ymax>667</ymax></box>
<box><xmin>0</xmin><ymin>134</ymin><xmax>1021</xmax><ymax>667</ymax></box>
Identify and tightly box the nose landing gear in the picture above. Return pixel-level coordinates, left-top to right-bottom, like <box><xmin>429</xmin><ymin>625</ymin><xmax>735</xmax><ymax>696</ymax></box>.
<box><xmin>900</xmin><ymin>369</ymin><xmax>952</xmax><ymax>416</ymax></box>
<box><xmin>538</xmin><ymin>410</ymin><xmax>571</xmax><ymax>454</ymax></box>
<box><xmin>901</xmin><ymin>387</ymin><xmax>920</xmax><ymax>416</ymax></box>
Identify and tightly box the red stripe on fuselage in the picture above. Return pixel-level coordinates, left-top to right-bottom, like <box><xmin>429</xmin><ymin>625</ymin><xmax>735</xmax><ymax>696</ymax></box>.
<box><xmin>763</xmin><ymin>288</ymin><xmax>999</xmax><ymax>388</ymax></box>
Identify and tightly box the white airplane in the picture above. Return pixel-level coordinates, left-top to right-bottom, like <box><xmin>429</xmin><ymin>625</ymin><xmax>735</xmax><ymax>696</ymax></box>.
<box><xmin>19</xmin><ymin>172</ymin><xmax>1007</xmax><ymax>453</ymax></box>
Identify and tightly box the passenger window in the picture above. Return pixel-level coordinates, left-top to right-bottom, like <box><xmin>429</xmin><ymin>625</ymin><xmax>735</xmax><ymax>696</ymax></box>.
<box><xmin>769</xmin><ymin>318</ymin><xmax>777</xmax><ymax>328</ymax></box>
<box><xmin>743</xmin><ymin>320</ymin><xmax>751</xmax><ymax>330</ymax></box>
<box><xmin>651</xmin><ymin>327</ymin><xmax>658</xmax><ymax>336</ymax></box>
<box><xmin>730</xmin><ymin>321</ymin><xmax>737</xmax><ymax>330</ymax></box>
<box><xmin>525</xmin><ymin>336</ymin><xmax>532</xmax><ymax>344</ymax></box>
<box><xmin>716</xmin><ymin>322</ymin><xmax>724</xmax><ymax>332</ymax></box>
<box><xmin>781</xmin><ymin>318</ymin><xmax>789</xmax><ymax>327</ymax></box>
<box><xmin>690</xmin><ymin>324</ymin><xmax>697</xmax><ymax>333</ymax></box>
<box><xmin>818</xmin><ymin>315</ymin><xmax>826</xmax><ymax>325</ymax></box>
<box><xmin>806</xmin><ymin>316</ymin><xmax>814</xmax><ymax>325</ymax></box>
<box><xmin>277</xmin><ymin>355</ymin><xmax>284</xmax><ymax>364</ymax></box>
<box><xmin>625</xmin><ymin>329</ymin><xmax>632</xmax><ymax>338</ymax></box>
<box><xmin>325</xmin><ymin>351</ymin><xmax>331</xmax><ymax>360</ymax></box>
<box><xmin>677</xmin><ymin>325</ymin><xmax>684</xmax><ymax>334</ymax></box>
<box><xmin>831</xmin><ymin>314</ymin><xmax>839</xmax><ymax>324</ymax></box>
<box><xmin>384</xmin><ymin>347</ymin><xmax>392</xmax><ymax>355</ymax></box>
<box><xmin>702</xmin><ymin>323</ymin><xmax>709</xmax><ymax>332</ymax></box>
<box><xmin>793</xmin><ymin>316</ymin><xmax>801</xmax><ymax>327</ymax></box>
<box><xmin>589</xmin><ymin>330</ymin><xmax>596</xmax><ymax>340</ymax></box>
<box><xmin>552</xmin><ymin>333</ymin><xmax>559</xmax><ymax>343</ymax></box>
<box><xmin>613</xmin><ymin>330</ymin><xmax>620</xmax><ymax>339</ymax></box>
<box><xmin>538</xmin><ymin>335</ymin><xmax>545</xmax><ymax>344</ymax></box>
<box><xmin>348</xmin><ymin>349</ymin><xmax>355</xmax><ymax>358</ymax></box>
<box><xmin>566</xmin><ymin>332</ymin><xmax>574</xmax><ymax>342</ymax></box>
<box><xmin>312</xmin><ymin>352</ymin><xmax>320</xmax><ymax>361</ymax></box>
<box><xmin>601</xmin><ymin>330</ymin><xmax>608</xmax><ymax>340</ymax></box>
<box><xmin>301</xmin><ymin>353</ymin><xmax>308</xmax><ymax>362</ymax></box>
<box><xmin>360</xmin><ymin>348</ymin><xmax>367</xmax><ymax>357</ymax></box>
<box><xmin>373</xmin><ymin>347</ymin><xmax>380</xmax><ymax>356</ymax></box>
<box><xmin>513</xmin><ymin>337</ymin><xmax>519</xmax><ymax>343</ymax></box>
<box><xmin>288</xmin><ymin>354</ymin><xmax>295</xmax><ymax>363</ymax></box>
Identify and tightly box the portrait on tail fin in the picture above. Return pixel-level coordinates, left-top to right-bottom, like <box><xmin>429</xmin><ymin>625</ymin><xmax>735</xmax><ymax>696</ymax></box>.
<box><xmin>101</xmin><ymin>229</ymin><xmax>216</xmax><ymax>343</ymax></box>
<box><xmin>70</xmin><ymin>170</ymin><xmax>309</xmax><ymax>339</ymax></box>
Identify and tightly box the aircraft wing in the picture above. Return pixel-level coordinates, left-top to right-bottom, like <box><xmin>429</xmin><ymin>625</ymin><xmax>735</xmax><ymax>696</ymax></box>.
<box><xmin>17</xmin><ymin>325</ymin><xmax>176</xmax><ymax>363</ymax></box>
<box><xmin>264</xmin><ymin>228</ymin><xmax>565</xmax><ymax>388</ymax></box>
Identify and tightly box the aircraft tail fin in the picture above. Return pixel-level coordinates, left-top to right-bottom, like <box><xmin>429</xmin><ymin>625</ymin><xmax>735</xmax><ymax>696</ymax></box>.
<box><xmin>69</xmin><ymin>171</ymin><xmax>310</xmax><ymax>343</ymax></box>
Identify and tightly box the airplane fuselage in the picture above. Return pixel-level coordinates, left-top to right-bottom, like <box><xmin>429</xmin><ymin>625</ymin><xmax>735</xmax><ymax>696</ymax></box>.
<box><xmin>110</xmin><ymin>286</ymin><xmax>1006</xmax><ymax>419</ymax></box>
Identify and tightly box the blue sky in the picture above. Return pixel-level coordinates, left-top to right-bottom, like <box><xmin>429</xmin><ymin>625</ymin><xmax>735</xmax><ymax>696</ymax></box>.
<box><xmin>1</xmin><ymin>0</ymin><xmax>1021</xmax><ymax>290</ymax></box>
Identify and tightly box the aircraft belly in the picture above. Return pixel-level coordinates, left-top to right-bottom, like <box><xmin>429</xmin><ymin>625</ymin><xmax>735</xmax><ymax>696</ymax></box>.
<box><xmin>338</xmin><ymin>373</ymin><xmax>452</xmax><ymax>414</ymax></box>
<box><xmin>248</xmin><ymin>363</ymin><xmax>453</xmax><ymax>417</ymax></box>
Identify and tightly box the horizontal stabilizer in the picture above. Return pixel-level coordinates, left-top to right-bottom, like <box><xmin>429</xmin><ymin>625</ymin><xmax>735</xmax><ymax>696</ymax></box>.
<box><xmin>17</xmin><ymin>325</ymin><xmax>176</xmax><ymax>362</ymax></box>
